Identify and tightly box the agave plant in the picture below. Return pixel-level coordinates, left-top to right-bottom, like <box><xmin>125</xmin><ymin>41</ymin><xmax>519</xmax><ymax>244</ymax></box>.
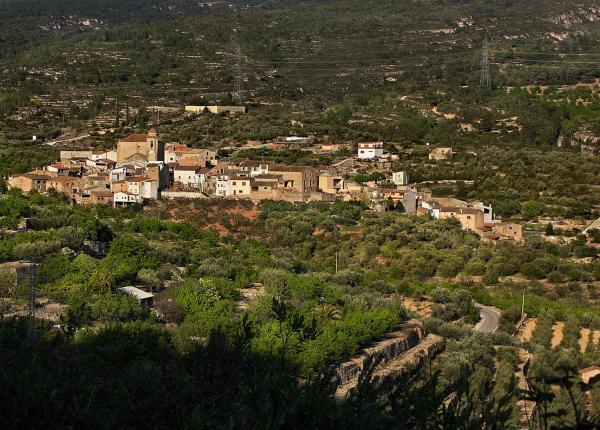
<box><xmin>314</xmin><ymin>303</ymin><xmax>342</xmax><ymax>321</ymax></box>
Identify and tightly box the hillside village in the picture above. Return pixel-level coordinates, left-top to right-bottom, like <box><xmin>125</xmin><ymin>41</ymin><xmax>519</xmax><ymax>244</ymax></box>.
<box><xmin>8</xmin><ymin>129</ymin><xmax>523</xmax><ymax>242</ymax></box>
<box><xmin>3</xmin><ymin>0</ymin><xmax>600</xmax><ymax>427</ymax></box>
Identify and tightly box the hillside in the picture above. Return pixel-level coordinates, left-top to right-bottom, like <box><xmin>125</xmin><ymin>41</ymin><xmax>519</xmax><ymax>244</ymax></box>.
<box><xmin>1</xmin><ymin>0</ymin><xmax>600</xmax><ymax>106</ymax></box>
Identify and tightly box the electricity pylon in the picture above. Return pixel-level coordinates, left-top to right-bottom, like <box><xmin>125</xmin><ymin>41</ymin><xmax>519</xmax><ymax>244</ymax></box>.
<box><xmin>479</xmin><ymin>34</ymin><xmax>491</xmax><ymax>90</ymax></box>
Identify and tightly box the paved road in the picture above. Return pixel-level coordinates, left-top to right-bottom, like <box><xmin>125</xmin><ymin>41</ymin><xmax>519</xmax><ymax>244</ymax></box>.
<box><xmin>474</xmin><ymin>304</ymin><xmax>501</xmax><ymax>333</ymax></box>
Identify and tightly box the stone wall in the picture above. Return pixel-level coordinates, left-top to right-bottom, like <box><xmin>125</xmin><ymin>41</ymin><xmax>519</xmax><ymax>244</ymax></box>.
<box><xmin>161</xmin><ymin>191</ymin><xmax>208</xmax><ymax>199</ymax></box>
<box><xmin>250</xmin><ymin>189</ymin><xmax>338</xmax><ymax>203</ymax></box>
<box><xmin>334</xmin><ymin>320</ymin><xmax>425</xmax><ymax>386</ymax></box>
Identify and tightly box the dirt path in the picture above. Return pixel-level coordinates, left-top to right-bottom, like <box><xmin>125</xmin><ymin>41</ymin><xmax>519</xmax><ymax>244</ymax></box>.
<box><xmin>580</xmin><ymin>328</ymin><xmax>591</xmax><ymax>353</ymax></box>
<box><xmin>237</xmin><ymin>283</ymin><xmax>265</xmax><ymax>310</ymax></box>
<box><xmin>519</xmin><ymin>318</ymin><xmax>537</xmax><ymax>342</ymax></box>
<box><xmin>580</xmin><ymin>329</ymin><xmax>600</xmax><ymax>353</ymax></box>
<box><xmin>551</xmin><ymin>322</ymin><xmax>565</xmax><ymax>349</ymax></box>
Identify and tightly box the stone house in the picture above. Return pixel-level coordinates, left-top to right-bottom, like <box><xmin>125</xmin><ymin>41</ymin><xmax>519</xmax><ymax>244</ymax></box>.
<box><xmin>268</xmin><ymin>165</ymin><xmax>319</xmax><ymax>192</ymax></box>
<box><xmin>8</xmin><ymin>173</ymin><xmax>50</xmax><ymax>193</ymax></box>
<box><xmin>438</xmin><ymin>207</ymin><xmax>484</xmax><ymax>232</ymax></box>
<box><xmin>318</xmin><ymin>173</ymin><xmax>344</xmax><ymax>194</ymax></box>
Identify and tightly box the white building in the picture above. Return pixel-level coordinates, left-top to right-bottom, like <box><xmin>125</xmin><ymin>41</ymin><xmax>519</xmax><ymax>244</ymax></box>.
<box><xmin>392</xmin><ymin>171</ymin><xmax>409</xmax><ymax>186</ymax></box>
<box><xmin>174</xmin><ymin>166</ymin><xmax>210</xmax><ymax>188</ymax></box>
<box><xmin>110</xmin><ymin>167</ymin><xmax>128</xmax><ymax>183</ymax></box>
<box><xmin>125</xmin><ymin>177</ymin><xmax>158</xmax><ymax>200</ymax></box>
<box><xmin>237</xmin><ymin>160</ymin><xmax>270</xmax><ymax>177</ymax></box>
<box><xmin>216</xmin><ymin>175</ymin><xmax>231</xmax><ymax>197</ymax></box>
<box><xmin>91</xmin><ymin>150</ymin><xmax>118</xmax><ymax>162</ymax></box>
<box><xmin>113</xmin><ymin>191</ymin><xmax>139</xmax><ymax>207</ymax></box>
<box><xmin>357</xmin><ymin>142</ymin><xmax>384</xmax><ymax>160</ymax></box>
<box><xmin>118</xmin><ymin>286</ymin><xmax>154</xmax><ymax>306</ymax></box>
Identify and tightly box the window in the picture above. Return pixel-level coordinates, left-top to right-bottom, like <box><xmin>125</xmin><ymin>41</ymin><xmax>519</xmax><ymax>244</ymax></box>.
<box><xmin>242</xmin><ymin>182</ymin><xmax>246</xmax><ymax>186</ymax></box>
<box><xmin>232</xmin><ymin>181</ymin><xmax>237</xmax><ymax>186</ymax></box>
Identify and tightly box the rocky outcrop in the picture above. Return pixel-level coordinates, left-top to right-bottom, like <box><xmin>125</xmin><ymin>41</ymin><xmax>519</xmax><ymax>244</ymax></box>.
<box><xmin>81</xmin><ymin>240</ymin><xmax>108</xmax><ymax>257</ymax></box>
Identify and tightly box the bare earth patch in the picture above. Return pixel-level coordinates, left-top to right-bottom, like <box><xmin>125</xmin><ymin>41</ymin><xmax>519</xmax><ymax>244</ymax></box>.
<box><xmin>551</xmin><ymin>322</ymin><xmax>565</xmax><ymax>349</ymax></box>
<box><xmin>402</xmin><ymin>297</ymin><xmax>433</xmax><ymax>318</ymax></box>
<box><xmin>580</xmin><ymin>328</ymin><xmax>591</xmax><ymax>353</ymax></box>
<box><xmin>519</xmin><ymin>318</ymin><xmax>537</xmax><ymax>342</ymax></box>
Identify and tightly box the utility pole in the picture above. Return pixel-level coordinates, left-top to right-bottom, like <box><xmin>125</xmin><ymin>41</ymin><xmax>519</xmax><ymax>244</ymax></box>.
<box><xmin>25</xmin><ymin>260</ymin><xmax>37</xmax><ymax>347</ymax></box>
<box><xmin>521</xmin><ymin>291</ymin><xmax>525</xmax><ymax>321</ymax></box>
<box><xmin>335</xmin><ymin>252</ymin><xmax>338</xmax><ymax>274</ymax></box>
<box><xmin>479</xmin><ymin>34</ymin><xmax>491</xmax><ymax>90</ymax></box>
<box><xmin>27</xmin><ymin>262</ymin><xmax>35</xmax><ymax>346</ymax></box>
<box><xmin>233</xmin><ymin>44</ymin><xmax>244</xmax><ymax>104</ymax></box>
<box><xmin>114</xmin><ymin>97</ymin><xmax>120</xmax><ymax>129</ymax></box>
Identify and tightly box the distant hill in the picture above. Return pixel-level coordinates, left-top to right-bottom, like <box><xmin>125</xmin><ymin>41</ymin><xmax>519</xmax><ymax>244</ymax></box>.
<box><xmin>0</xmin><ymin>0</ymin><xmax>599</xmax><ymax>104</ymax></box>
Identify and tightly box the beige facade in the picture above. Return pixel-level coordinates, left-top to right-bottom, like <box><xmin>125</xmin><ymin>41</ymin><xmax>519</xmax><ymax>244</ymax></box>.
<box><xmin>269</xmin><ymin>166</ymin><xmax>319</xmax><ymax>192</ymax></box>
<box><xmin>493</xmin><ymin>223</ymin><xmax>523</xmax><ymax>242</ymax></box>
<box><xmin>319</xmin><ymin>173</ymin><xmax>344</xmax><ymax>194</ymax></box>
<box><xmin>164</xmin><ymin>143</ymin><xmax>215</xmax><ymax>166</ymax></box>
<box><xmin>439</xmin><ymin>208</ymin><xmax>484</xmax><ymax>232</ymax></box>
<box><xmin>111</xmin><ymin>180</ymin><xmax>128</xmax><ymax>193</ymax></box>
<box><xmin>185</xmin><ymin>105</ymin><xmax>246</xmax><ymax>115</ymax></box>
<box><xmin>9</xmin><ymin>174</ymin><xmax>49</xmax><ymax>193</ymax></box>
<box><xmin>46</xmin><ymin>176</ymin><xmax>81</xmax><ymax>197</ymax></box>
<box><xmin>229</xmin><ymin>176</ymin><xmax>252</xmax><ymax>196</ymax></box>
<box><xmin>60</xmin><ymin>150</ymin><xmax>93</xmax><ymax>164</ymax></box>
<box><xmin>90</xmin><ymin>190</ymin><xmax>114</xmax><ymax>206</ymax></box>
<box><xmin>116</xmin><ymin>129</ymin><xmax>160</xmax><ymax>163</ymax></box>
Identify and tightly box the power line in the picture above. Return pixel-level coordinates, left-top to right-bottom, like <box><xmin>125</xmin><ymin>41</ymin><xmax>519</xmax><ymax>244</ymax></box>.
<box><xmin>493</xmin><ymin>59</ymin><xmax>600</xmax><ymax>65</ymax></box>
<box><xmin>480</xmin><ymin>34</ymin><xmax>491</xmax><ymax>90</ymax></box>
<box><xmin>233</xmin><ymin>44</ymin><xmax>244</xmax><ymax>103</ymax></box>
<box><xmin>493</xmin><ymin>51</ymin><xmax>600</xmax><ymax>57</ymax></box>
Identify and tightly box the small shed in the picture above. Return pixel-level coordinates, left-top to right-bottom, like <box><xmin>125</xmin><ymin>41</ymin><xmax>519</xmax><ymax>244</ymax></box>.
<box><xmin>118</xmin><ymin>286</ymin><xmax>155</xmax><ymax>307</ymax></box>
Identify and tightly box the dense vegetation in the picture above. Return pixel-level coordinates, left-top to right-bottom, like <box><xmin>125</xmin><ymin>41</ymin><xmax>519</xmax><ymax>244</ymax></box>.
<box><xmin>2</xmin><ymin>0</ymin><xmax>600</xmax><ymax>427</ymax></box>
<box><xmin>1</xmin><ymin>192</ymin><xmax>600</xmax><ymax>427</ymax></box>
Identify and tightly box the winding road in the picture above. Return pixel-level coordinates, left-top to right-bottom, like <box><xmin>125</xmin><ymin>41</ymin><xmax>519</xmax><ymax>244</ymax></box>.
<box><xmin>474</xmin><ymin>304</ymin><xmax>501</xmax><ymax>333</ymax></box>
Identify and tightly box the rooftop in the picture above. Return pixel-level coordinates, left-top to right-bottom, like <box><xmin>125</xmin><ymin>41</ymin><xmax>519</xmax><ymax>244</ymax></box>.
<box><xmin>439</xmin><ymin>207</ymin><xmax>482</xmax><ymax>215</ymax></box>
<box><xmin>127</xmin><ymin>176</ymin><xmax>152</xmax><ymax>183</ymax></box>
<box><xmin>119</xmin><ymin>133</ymin><xmax>150</xmax><ymax>143</ymax></box>
<box><xmin>118</xmin><ymin>286</ymin><xmax>154</xmax><ymax>300</ymax></box>
<box><xmin>270</xmin><ymin>165</ymin><xmax>317</xmax><ymax>173</ymax></box>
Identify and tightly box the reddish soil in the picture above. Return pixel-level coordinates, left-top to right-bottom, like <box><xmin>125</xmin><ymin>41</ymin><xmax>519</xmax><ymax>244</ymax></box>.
<box><xmin>551</xmin><ymin>322</ymin><xmax>565</xmax><ymax>349</ymax></box>
<box><xmin>402</xmin><ymin>297</ymin><xmax>433</xmax><ymax>318</ymax></box>
<box><xmin>519</xmin><ymin>318</ymin><xmax>537</xmax><ymax>342</ymax></box>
